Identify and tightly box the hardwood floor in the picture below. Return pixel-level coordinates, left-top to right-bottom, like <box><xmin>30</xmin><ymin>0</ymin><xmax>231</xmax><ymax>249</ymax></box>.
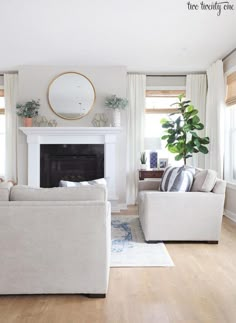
<box><xmin>1</xmin><ymin>208</ymin><xmax>236</xmax><ymax>323</ymax></box>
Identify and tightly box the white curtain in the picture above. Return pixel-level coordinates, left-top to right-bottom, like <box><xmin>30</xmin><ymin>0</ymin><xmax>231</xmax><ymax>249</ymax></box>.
<box><xmin>186</xmin><ymin>74</ymin><xmax>207</xmax><ymax>168</ymax></box>
<box><xmin>4</xmin><ymin>74</ymin><xmax>18</xmax><ymax>182</ymax></box>
<box><xmin>126</xmin><ymin>74</ymin><xmax>146</xmax><ymax>205</ymax></box>
<box><xmin>205</xmin><ymin>60</ymin><xmax>225</xmax><ymax>178</ymax></box>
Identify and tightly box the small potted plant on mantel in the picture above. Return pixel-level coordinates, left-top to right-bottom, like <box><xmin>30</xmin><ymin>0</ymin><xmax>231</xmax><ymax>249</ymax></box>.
<box><xmin>105</xmin><ymin>94</ymin><xmax>128</xmax><ymax>127</ymax></box>
<box><xmin>16</xmin><ymin>99</ymin><xmax>40</xmax><ymax>127</ymax></box>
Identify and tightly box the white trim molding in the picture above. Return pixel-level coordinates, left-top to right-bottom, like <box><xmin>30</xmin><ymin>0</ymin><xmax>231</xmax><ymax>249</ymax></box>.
<box><xmin>224</xmin><ymin>209</ymin><xmax>236</xmax><ymax>222</ymax></box>
<box><xmin>19</xmin><ymin>127</ymin><xmax>122</xmax><ymax>211</ymax></box>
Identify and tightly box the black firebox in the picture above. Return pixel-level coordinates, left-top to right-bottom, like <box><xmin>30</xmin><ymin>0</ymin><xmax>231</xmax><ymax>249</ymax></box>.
<box><xmin>40</xmin><ymin>144</ymin><xmax>104</xmax><ymax>188</ymax></box>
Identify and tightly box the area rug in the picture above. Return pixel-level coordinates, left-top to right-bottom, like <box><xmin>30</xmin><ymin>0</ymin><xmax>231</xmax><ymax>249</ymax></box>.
<box><xmin>111</xmin><ymin>215</ymin><xmax>174</xmax><ymax>267</ymax></box>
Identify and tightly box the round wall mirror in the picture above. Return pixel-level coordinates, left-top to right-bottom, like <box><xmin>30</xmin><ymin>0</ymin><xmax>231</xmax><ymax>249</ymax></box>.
<box><xmin>47</xmin><ymin>72</ymin><xmax>96</xmax><ymax>120</ymax></box>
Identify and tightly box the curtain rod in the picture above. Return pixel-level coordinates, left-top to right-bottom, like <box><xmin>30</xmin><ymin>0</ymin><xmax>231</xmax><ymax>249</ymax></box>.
<box><xmin>222</xmin><ymin>48</ymin><xmax>236</xmax><ymax>61</ymax></box>
<box><xmin>146</xmin><ymin>72</ymin><xmax>206</xmax><ymax>76</ymax></box>
<box><xmin>146</xmin><ymin>74</ymin><xmax>186</xmax><ymax>77</ymax></box>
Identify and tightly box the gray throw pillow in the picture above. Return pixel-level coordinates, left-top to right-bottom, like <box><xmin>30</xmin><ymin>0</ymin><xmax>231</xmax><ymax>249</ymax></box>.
<box><xmin>160</xmin><ymin>166</ymin><xmax>195</xmax><ymax>192</ymax></box>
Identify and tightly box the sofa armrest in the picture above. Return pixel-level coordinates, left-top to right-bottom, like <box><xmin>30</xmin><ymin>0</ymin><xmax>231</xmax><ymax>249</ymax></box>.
<box><xmin>138</xmin><ymin>191</ymin><xmax>225</xmax><ymax>241</ymax></box>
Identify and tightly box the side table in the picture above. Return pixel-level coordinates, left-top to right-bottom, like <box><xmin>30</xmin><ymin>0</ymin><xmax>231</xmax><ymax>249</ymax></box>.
<box><xmin>139</xmin><ymin>169</ymin><xmax>164</xmax><ymax>180</ymax></box>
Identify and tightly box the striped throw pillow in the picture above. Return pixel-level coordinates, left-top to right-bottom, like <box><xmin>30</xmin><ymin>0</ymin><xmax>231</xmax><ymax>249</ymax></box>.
<box><xmin>59</xmin><ymin>178</ymin><xmax>107</xmax><ymax>187</ymax></box>
<box><xmin>160</xmin><ymin>166</ymin><xmax>195</xmax><ymax>192</ymax></box>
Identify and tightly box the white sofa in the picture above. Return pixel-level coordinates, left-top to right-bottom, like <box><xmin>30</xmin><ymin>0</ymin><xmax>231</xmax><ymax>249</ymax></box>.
<box><xmin>0</xmin><ymin>183</ymin><xmax>111</xmax><ymax>297</ymax></box>
<box><xmin>138</xmin><ymin>176</ymin><xmax>226</xmax><ymax>243</ymax></box>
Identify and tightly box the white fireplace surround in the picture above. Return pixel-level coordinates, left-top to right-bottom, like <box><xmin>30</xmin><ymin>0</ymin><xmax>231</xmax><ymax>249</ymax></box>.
<box><xmin>19</xmin><ymin>127</ymin><xmax>121</xmax><ymax>210</ymax></box>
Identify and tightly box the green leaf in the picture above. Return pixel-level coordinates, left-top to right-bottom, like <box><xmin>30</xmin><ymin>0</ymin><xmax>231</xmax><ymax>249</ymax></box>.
<box><xmin>175</xmin><ymin>153</ymin><xmax>183</xmax><ymax>161</ymax></box>
<box><xmin>199</xmin><ymin>145</ymin><xmax>208</xmax><ymax>154</ymax></box>
<box><xmin>185</xmin><ymin>154</ymin><xmax>192</xmax><ymax>159</ymax></box>
<box><xmin>178</xmin><ymin>93</ymin><xmax>185</xmax><ymax>101</ymax></box>
<box><xmin>192</xmin><ymin>115</ymin><xmax>200</xmax><ymax>124</ymax></box>
<box><xmin>168</xmin><ymin>145</ymin><xmax>179</xmax><ymax>153</ymax></box>
<box><xmin>162</xmin><ymin>123</ymin><xmax>170</xmax><ymax>128</ymax></box>
<box><xmin>186</xmin><ymin>142</ymin><xmax>194</xmax><ymax>153</ymax></box>
<box><xmin>194</xmin><ymin>123</ymin><xmax>204</xmax><ymax>130</ymax></box>
<box><xmin>194</xmin><ymin>138</ymin><xmax>201</xmax><ymax>148</ymax></box>
<box><xmin>183</xmin><ymin>124</ymin><xmax>191</xmax><ymax>132</ymax></box>
<box><xmin>161</xmin><ymin>135</ymin><xmax>169</xmax><ymax>140</ymax></box>
<box><xmin>200</xmin><ymin>137</ymin><xmax>210</xmax><ymax>144</ymax></box>
<box><xmin>160</xmin><ymin>118</ymin><xmax>168</xmax><ymax>124</ymax></box>
<box><xmin>190</xmin><ymin>131</ymin><xmax>198</xmax><ymax>137</ymax></box>
<box><xmin>186</xmin><ymin>105</ymin><xmax>194</xmax><ymax>112</ymax></box>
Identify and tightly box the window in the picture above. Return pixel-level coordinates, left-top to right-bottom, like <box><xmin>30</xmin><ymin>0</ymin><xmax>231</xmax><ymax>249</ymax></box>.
<box><xmin>0</xmin><ymin>89</ymin><xmax>5</xmax><ymax>177</ymax></box>
<box><xmin>144</xmin><ymin>89</ymin><xmax>185</xmax><ymax>166</ymax></box>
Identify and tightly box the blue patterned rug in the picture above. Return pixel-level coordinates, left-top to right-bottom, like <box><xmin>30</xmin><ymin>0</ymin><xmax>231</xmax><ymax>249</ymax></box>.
<box><xmin>111</xmin><ymin>215</ymin><xmax>174</xmax><ymax>267</ymax></box>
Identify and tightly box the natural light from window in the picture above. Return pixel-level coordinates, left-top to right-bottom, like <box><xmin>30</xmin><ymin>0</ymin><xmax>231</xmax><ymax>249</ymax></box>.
<box><xmin>224</xmin><ymin>104</ymin><xmax>236</xmax><ymax>183</ymax></box>
<box><xmin>145</xmin><ymin>94</ymin><xmax>183</xmax><ymax>167</ymax></box>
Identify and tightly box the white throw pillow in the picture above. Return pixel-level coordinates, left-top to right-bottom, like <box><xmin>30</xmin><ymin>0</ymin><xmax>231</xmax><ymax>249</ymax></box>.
<box><xmin>160</xmin><ymin>166</ymin><xmax>195</xmax><ymax>192</ymax></box>
<box><xmin>191</xmin><ymin>169</ymin><xmax>217</xmax><ymax>192</ymax></box>
<box><xmin>59</xmin><ymin>178</ymin><xmax>107</xmax><ymax>187</ymax></box>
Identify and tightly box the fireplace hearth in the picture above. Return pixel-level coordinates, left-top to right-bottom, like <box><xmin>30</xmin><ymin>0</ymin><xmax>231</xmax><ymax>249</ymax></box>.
<box><xmin>40</xmin><ymin>144</ymin><xmax>104</xmax><ymax>187</ymax></box>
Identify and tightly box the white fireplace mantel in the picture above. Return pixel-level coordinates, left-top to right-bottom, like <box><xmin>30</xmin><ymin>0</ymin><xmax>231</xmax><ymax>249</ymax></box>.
<box><xmin>19</xmin><ymin>127</ymin><xmax>122</xmax><ymax>208</ymax></box>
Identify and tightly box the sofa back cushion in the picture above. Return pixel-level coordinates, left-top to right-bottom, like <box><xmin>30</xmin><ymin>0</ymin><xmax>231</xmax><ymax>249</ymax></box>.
<box><xmin>0</xmin><ymin>182</ymin><xmax>13</xmax><ymax>201</ymax></box>
<box><xmin>160</xmin><ymin>166</ymin><xmax>194</xmax><ymax>192</ymax></box>
<box><xmin>10</xmin><ymin>185</ymin><xmax>107</xmax><ymax>202</ymax></box>
<box><xmin>191</xmin><ymin>169</ymin><xmax>217</xmax><ymax>192</ymax></box>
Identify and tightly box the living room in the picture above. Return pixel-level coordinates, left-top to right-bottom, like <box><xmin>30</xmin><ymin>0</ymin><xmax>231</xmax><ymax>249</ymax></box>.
<box><xmin>0</xmin><ymin>1</ymin><xmax>236</xmax><ymax>322</ymax></box>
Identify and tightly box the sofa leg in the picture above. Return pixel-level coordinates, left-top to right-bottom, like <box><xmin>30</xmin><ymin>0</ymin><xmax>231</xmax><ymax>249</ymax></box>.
<box><xmin>85</xmin><ymin>293</ymin><xmax>106</xmax><ymax>298</ymax></box>
<box><xmin>207</xmin><ymin>241</ymin><xmax>219</xmax><ymax>244</ymax></box>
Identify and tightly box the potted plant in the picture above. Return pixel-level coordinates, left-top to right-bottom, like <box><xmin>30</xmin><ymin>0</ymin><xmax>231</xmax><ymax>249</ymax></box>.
<box><xmin>105</xmin><ymin>94</ymin><xmax>128</xmax><ymax>127</ymax></box>
<box><xmin>140</xmin><ymin>152</ymin><xmax>147</xmax><ymax>170</ymax></box>
<box><xmin>16</xmin><ymin>99</ymin><xmax>40</xmax><ymax>127</ymax></box>
<box><xmin>161</xmin><ymin>94</ymin><xmax>209</xmax><ymax>165</ymax></box>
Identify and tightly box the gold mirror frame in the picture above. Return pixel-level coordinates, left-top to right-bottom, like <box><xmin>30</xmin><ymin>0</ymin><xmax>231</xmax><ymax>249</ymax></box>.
<box><xmin>47</xmin><ymin>72</ymin><xmax>96</xmax><ymax>120</ymax></box>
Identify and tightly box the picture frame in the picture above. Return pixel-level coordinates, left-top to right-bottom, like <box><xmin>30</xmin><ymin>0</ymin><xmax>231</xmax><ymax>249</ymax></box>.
<box><xmin>159</xmin><ymin>158</ymin><xmax>168</xmax><ymax>169</ymax></box>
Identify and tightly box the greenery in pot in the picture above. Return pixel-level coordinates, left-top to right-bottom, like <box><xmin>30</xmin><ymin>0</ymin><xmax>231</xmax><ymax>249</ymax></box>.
<box><xmin>161</xmin><ymin>94</ymin><xmax>209</xmax><ymax>165</ymax></box>
<box><xmin>105</xmin><ymin>95</ymin><xmax>128</xmax><ymax>110</ymax></box>
<box><xmin>140</xmin><ymin>152</ymin><xmax>147</xmax><ymax>165</ymax></box>
<box><xmin>16</xmin><ymin>99</ymin><xmax>40</xmax><ymax>118</ymax></box>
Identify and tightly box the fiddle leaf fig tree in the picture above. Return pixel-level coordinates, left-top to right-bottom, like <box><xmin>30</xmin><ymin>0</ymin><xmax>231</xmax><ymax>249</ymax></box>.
<box><xmin>161</xmin><ymin>94</ymin><xmax>210</xmax><ymax>165</ymax></box>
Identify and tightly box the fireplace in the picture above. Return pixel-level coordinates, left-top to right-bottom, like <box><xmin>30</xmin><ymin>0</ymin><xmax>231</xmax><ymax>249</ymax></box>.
<box><xmin>40</xmin><ymin>144</ymin><xmax>104</xmax><ymax>187</ymax></box>
<box><xmin>19</xmin><ymin>127</ymin><xmax>121</xmax><ymax>210</ymax></box>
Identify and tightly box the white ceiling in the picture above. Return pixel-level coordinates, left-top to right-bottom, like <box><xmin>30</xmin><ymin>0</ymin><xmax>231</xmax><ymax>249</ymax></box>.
<box><xmin>1</xmin><ymin>0</ymin><xmax>236</xmax><ymax>73</ymax></box>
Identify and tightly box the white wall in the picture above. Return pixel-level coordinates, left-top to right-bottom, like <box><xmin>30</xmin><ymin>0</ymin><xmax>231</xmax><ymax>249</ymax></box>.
<box><xmin>223</xmin><ymin>51</ymin><xmax>236</xmax><ymax>221</ymax></box>
<box><xmin>17</xmin><ymin>65</ymin><xmax>127</xmax><ymax>209</ymax></box>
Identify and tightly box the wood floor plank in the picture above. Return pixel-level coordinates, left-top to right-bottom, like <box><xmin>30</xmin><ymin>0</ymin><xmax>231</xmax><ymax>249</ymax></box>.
<box><xmin>1</xmin><ymin>210</ymin><xmax>236</xmax><ymax>323</ymax></box>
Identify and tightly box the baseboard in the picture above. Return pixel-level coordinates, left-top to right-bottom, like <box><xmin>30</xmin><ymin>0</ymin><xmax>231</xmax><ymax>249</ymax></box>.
<box><xmin>119</xmin><ymin>203</ymin><xmax>128</xmax><ymax>210</ymax></box>
<box><xmin>111</xmin><ymin>203</ymin><xmax>127</xmax><ymax>213</ymax></box>
<box><xmin>224</xmin><ymin>209</ymin><xmax>236</xmax><ymax>222</ymax></box>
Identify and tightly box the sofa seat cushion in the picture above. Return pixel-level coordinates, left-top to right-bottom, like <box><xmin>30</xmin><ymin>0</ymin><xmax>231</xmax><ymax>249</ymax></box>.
<box><xmin>191</xmin><ymin>169</ymin><xmax>217</xmax><ymax>192</ymax></box>
<box><xmin>0</xmin><ymin>182</ymin><xmax>13</xmax><ymax>201</ymax></box>
<box><xmin>10</xmin><ymin>185</ymin><xmax>107</xmax><ymax>202</ymax></box>
<box><xmin>160</xmin><ymin>166</ymin><xmax>194</xmax><ymax>192</ymax></box>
